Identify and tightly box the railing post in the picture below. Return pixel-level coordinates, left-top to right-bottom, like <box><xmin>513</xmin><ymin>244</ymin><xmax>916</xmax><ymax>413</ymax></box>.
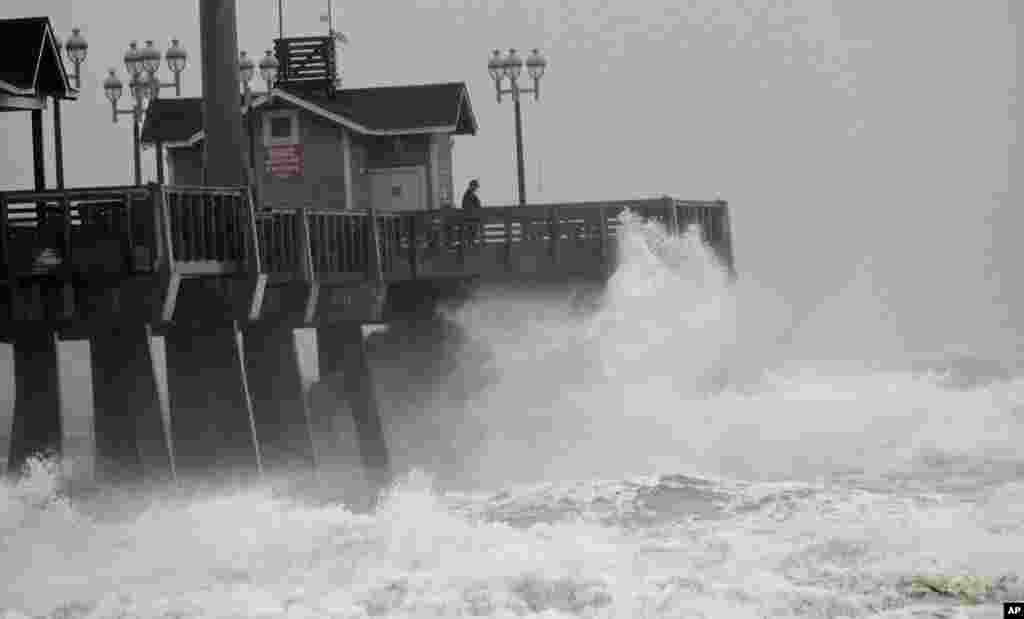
<box><xmin>365</xmin><ymin>207</ymin><xmax>384</xmax><ymax>283</ymax></box>
<box><xmin>0</xmin><ymin>193</ymin><xmax>9</xmax><ymax>284</ymax></box>
<box><xmin>296</xmin><ymin>206</ymin><xmax>314</xmax><ymax>282</ymax></box>
<box><xmin>243</xmin><ymin>186</ymin><xmax>263</xmax><ymax>276</ymax></box>
<box><xmin>598</xmin><ymin>205</ymin><xmax>609</xmax><ymax>269</ymax></box>
<box><xmin>503</xmin><ymin>209</ymin><xmax>513</xmax><ymax>269</ymax></box>
<box><xmin>407</xmin><ymin>214</ymin><xmax>419</xmax><ymax>279</ymax></box>
<box><xmin>662</xmin><ymin>195</ymin><xmax>677</xmax><ymax>235</ymax></box>
<box><xmin>147</xmin><ymin>184</ymin><xmax>164</xmax><ymax>271</ymax></box>
<box><xmin>548</xmin><ymin>205</ymin><xmax>560</xmax><ymax>266</ymax></box>
<box><xmin>157</xmin><ymin>186</ymin><xmax>175</xmax><ymax>270</ymax></box>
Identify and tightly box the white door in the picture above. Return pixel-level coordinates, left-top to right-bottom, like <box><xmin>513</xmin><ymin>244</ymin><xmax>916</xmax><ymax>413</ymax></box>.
<box><xmin>368</xmin><ymin>167</ymin><xmax>426</xmax><ymax>212</ymax></box>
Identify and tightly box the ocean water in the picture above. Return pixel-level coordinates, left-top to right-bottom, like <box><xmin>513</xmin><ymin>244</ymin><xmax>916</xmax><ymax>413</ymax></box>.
<box><xmin>2</xmin><ymin>211</ymin><xmax>1023</xmax><ymax>618</ymax></box>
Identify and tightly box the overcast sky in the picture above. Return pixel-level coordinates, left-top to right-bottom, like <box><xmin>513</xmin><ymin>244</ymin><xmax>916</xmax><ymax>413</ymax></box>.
<box><xmin>0</xmin><ymin>1</ymin><xmax>1021</xmax><ymax>360</ymax></box>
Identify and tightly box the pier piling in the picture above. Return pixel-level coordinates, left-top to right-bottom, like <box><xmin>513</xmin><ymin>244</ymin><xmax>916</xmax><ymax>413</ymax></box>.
<box><xmin>89</xmin><ymin>324</ymin><xmax>172</xmax><ymax>484</ymax></box>
<box><xmin>7</xmin><ymin>330</ymin><xmax>62</xmax><ymax>476</ymax></box>
<box><xmin>163</xmin><ymin>321</ymin><xmax>261</xmax><ymax>481</ymax></box>
<box><xmin>317</xmin><ymin>322</ymin><xmax>392</xmax><ymax>495</ymax></box>
<box><xmin>243</xmin><ymin>324</ymin><xmax>317</xmax><ymax>473</ymax></box>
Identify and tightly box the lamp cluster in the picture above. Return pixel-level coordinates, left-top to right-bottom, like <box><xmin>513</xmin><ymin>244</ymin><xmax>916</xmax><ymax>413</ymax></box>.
<box><xmin>239</xmin><ymin>49</ymin><xmax>280</xmax><ymax>94</ymax></box>
<box><xmin>103</xmin><ymin>39</ymin><xmax>188</xmax><ymax>122</ymax></box>
<box><xmin>488</xmin><ymin>48</ymin><xmax>547</xmax><ymax>102</ymax></box>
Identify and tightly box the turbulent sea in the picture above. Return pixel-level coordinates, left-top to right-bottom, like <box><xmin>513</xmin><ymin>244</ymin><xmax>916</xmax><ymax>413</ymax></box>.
<box><xmin>2</xmin><ymin>211</ymin><xmax>1023</xmax><ymax>618</ymax></box>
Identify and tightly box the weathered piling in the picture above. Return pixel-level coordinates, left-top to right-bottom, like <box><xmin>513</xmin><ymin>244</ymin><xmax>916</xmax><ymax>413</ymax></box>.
<box><xmin>89</xmin><ymin>324</ymin><xmax>172</xmax><ymax>484</ymax></box>
<box><xmin>316</xmin><ymin>322</ymin><xmax>391</xmax><ymax>494</ymax></box>
<box><xmin>242</xmin><ymin>323</ymin><xmax>318</xmax><ymax>472</ymax></box>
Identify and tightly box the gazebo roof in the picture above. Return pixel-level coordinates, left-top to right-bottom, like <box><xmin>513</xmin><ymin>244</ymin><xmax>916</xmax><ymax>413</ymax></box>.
<box><xmin>0</xmin><ymin>16</ymin><xmax>77</xmax><ymax>111</ymax></box>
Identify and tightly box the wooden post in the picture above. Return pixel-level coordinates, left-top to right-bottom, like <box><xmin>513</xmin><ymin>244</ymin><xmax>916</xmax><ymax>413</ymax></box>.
<box><xmin>155</xmin><ymin>140</ymin><xmax>165</xmax><ymax>186</ymax></box>
<box><xmin>53</xmin><ymin>98</ymin><xmax>65</xmax><ymax>190</ymax></box>
<box><xmin>243</xmin><ymin>323</ymin><xmax>318</xmax><ymax>473</ymax></box>
<box><xmin>407</xmin><ymin>214</ymin><xmax>419</xmax><ymax>278</ymax></box>
<box><xmin>31</xmin><ymin>109</ymin><xmax>46</xmax><ymax>222</ymax></box>
<box><xmin>7</xmin><ymin>330</ymin><xmax>61</xmax><ymax>477</ymax></box>
<box><xmin>316</xmin><ymin>322</ymin><xmax>391</xmax><ymax>498</ymax></box>
<box><xmin>663</xmin><ymin>196</ymin><xmax>676</xmax><ymax>234</ymax></box>
<box><xmin>164</xmin><ymin>321</ymin><xmax>261</xmax><ymax>480</ymax></box>
<box><xmin>598</xmin><ymin>205</ymin><xmax>609</xmax><ymax>268</ymax></box>
<box><xmin>366</xmin><ymin>208</ymin><xmax>384</xmax><ymax>283</ymax></box>
<box><xmin>1</xmin><ymin>194</ymin><xmax>10</xmax><ymax>297</ymax></box>
<box><xmin>503</xmin><ymin>210</ymin><xmax>513</xmax><ymax>270</ymax></box>
<box><xmin>90</xmin><ymin>323</ymin><xmax>174</xmax><ymax>484</ymax></box>
<box><xmin>232</xmin><ymin>322</ymin><xmax>264</xmax><ymax>478</ymax></box>
<box><xmin>548</xmin><ymin>205</ymin><xmax>560</xmax><ymax>266</ymax></box>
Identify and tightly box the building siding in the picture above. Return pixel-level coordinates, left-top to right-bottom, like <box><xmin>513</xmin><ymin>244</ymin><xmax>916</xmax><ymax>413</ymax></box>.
<box><xmin>167</xmin><ymin>144</ymin><xmax>204</xmax><ymax>186</ymax></box>
<box><xmin>255</xmin><ymin>107</ymin><xmax>348</xmax><ymax>210</ymax></box>
<box><xmin>164</xmin><ymin>104</ymin><xmax>460</xmax><ymax>212</ymax></box>
<box><xmin>437</xmin><ymin>136</ymin><xmax>454</xmax><ymax>207</ymax></box>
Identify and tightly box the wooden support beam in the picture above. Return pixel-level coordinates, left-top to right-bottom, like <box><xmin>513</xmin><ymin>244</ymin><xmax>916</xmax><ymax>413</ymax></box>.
<box><xmin>316</xmin><ymin>322</ymin><xmax>391</xmax><ymax>497</ymax></box>
<box><xmin>242</xmin><ymin>324</ymin><xmax>318</xmax><ymax>472</ymax></box>
<box><xmin>163</xmin><ymin>321</ymin><xmax>261</xmax><ymax>480</ymax></box>
<box><xmin>89</xmin><ymin>324</ymin><xmax>173</xmax><ymax>484</ymax></box>
<box><xmin>7</xmin><ymin>330</ymin><xmax>61</xmax><ymax>477</ymax></box>
<box><xmin>53</xmin><ymin>98</ymin><xmax>65</xmax><ymax>191</ymax></box>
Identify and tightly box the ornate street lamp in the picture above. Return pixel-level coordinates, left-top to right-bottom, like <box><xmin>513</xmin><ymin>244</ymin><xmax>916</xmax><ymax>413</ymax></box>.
<box><xmin>488</xmin><ymin>48</ymin><xmax>547</xmax><ymax>206</ymax></box>
<box><xmin>63</xmin><ymin>27</ymin><xmax>88</xmax><ymax>89</ymax></box>
<box><xmin>105</xmin><ymin>38</ymin><xmax>188</xmax><ymax>186</ymax></box>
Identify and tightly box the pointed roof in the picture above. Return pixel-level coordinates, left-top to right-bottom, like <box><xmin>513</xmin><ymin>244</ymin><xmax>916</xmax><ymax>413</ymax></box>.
<box><xmin>139</xmin><ymin>96</ymin><xmax>255</xmax><ymax>146</ymax></box>
<box><xmin>0</xmin><ymin>17</ymin><xmax>77</xmax><ymax>104</ymax></box>
<box><xmin>140</xmin><ymin>81</ymin><xmax>477</xmax><ymax>146</ymax></box>
<box><xmin>290</xmin><ymin>82</ymin><xmax>478</xmax><ymax>135</ymax></box>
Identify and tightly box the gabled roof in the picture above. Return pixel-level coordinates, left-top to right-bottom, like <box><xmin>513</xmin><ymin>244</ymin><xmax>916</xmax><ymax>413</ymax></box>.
<box><xmin>140</xmin><ymin>95</ymin><xmax>262</xmax><ymax>146</ymax></box>
<box><xmin>0</xmin><ymin>17</ymin><xmax>76</xmax><ymax>102</ymax></box>
<box><xmin>141</xmin><ymin>81</ymin><xmax>477</xmax><ymax>146</ymax></box>
<box><xmin>286</xmin><ymin>82</ymin><xmax>478</xmax><ymax>135</ymax></box>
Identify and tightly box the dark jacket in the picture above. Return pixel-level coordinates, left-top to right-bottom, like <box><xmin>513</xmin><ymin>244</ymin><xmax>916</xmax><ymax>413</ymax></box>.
<box><xmin>461</xmin><ymin>189</ymin><xmax>481</xmax><ymax>211</ymax></box>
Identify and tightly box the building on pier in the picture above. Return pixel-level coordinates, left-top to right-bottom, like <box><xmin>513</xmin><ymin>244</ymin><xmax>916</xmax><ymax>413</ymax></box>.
<box><xmin>141</xmin><ymin>37</ymin><xmax>477</xmax><ymax>214</ymax></box>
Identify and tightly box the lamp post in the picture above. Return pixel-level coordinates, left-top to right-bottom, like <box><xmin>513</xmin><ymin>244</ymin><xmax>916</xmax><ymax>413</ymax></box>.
<box><xmin>104</xmin><ymin>39</ymin><xmax>188</xmax><ymax>186</ymax></box>
<box><xmin>238</xmin><ymin>49</ymin><xmax>279</xmax><ymax>191</ymax></box>
<box><xmin>488</xmin><ymin>48</ymin><xmax>547</xmax><ymax>207</ymax></box>
<box><xmin>63</xmin><ymin>28</ymin><xmax>89</xmax><ymax>89</ymax></box>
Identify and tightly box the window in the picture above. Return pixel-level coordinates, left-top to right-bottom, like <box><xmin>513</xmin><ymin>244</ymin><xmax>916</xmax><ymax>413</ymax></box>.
<box><xmin>263</xmin><ymin>109</ymin><xmax>299</xmax><ymax>146</ymax></box>
<box><xmin>270</xmin><ymin>116</ymin><xmax>292</xmax><ymax>139</ymax></box>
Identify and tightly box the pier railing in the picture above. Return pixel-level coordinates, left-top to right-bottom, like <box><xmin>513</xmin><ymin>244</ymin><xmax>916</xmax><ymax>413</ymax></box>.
<box><xmin>160</xmin><ymin>185</ymin><xmax>257</xmax><ymax>276</ymax></box>
<box><xmin>2</xmin><ymin>188</ymin><xmax>732</xmax><ymax>289</ymax></box>
<box><xmin>0</xmin><ymin>185</ymin><xmax>157</xmax><ymax>280</ymax></box>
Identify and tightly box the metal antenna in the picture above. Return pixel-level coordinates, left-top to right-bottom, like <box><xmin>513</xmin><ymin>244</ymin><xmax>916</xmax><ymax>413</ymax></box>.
<box><xmin>277</xmin><ymin>0</ymin><xmax>284</xmax><ymax>39</ymax></box>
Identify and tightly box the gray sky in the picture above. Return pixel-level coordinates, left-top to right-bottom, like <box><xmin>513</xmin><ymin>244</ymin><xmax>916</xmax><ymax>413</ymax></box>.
<box><xmin>1</xmin><ymin>0</ymin><xmax>1021</xmax><ymax>360</ymax></box>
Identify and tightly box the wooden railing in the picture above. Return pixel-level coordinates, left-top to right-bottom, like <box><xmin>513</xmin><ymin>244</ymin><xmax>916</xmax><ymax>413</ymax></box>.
<box><xmin>160</xmin><ymin>185</ymin><xmax>258</xmax><ymax>276</ymax></box>
<box><xmin>2</xmin><ymin>189</ymin><xmax>732</xmax><ymax>290</ymax></box>
<box><xmin>0</xmin><ymin>185</ymin><xmax>157</xmax><ymax>280</ymax></box>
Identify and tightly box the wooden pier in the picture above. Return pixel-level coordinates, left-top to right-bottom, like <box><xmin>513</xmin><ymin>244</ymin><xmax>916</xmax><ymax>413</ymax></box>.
<box><xmin>0</xmin><ymin>184</ymin><xmax>733</xmax><ymax>490</ymax></box>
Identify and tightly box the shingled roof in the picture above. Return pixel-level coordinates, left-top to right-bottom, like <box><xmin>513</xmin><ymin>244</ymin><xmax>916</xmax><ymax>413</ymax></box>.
<box><xmin>291</xmin><ymin>82</ymin><xmax>477</xmax><ymax>135</ymax></box>
<box><xmin>0</xmin><ymin>16</ymin><xmax>76</xmax><ymax>104</ymax></box>
<box><xmin>140</xmin><ymin>95</ymin><xmax>257</xmax><ymax>146</ymax></box>
<box><xmin>140</xmin><ymin>81</ymin><xmax>477</xmax><ymax>146</ymax></box>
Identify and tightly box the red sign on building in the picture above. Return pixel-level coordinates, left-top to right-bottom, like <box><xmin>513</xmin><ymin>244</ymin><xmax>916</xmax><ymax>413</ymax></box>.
<box><xmin>266</xmin><ymin>144</ymin><xmax>303</xmax><ymax>178</ymax></box>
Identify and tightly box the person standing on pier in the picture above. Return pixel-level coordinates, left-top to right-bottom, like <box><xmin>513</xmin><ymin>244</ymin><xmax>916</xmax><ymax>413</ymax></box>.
<box><xmin>461</xmin><ymin>179</ymin><xmax>482</xmax><ymax>211</ymax></box>
<box><xmin>460</xmin><ymin>179</ymin><xmax>482</xmax><ymax>244</ymax></box>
